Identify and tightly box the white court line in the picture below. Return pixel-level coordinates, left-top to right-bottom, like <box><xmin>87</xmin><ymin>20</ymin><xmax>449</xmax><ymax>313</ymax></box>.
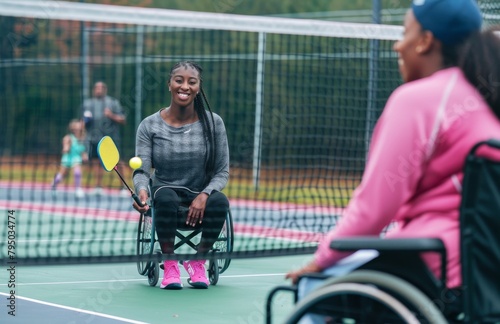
<box><xmin>0</xmin><ymin>279</ymin><xmax>145</xmax><ymax>286</ymax></box>
<box><xmin>14</xmin><ymin>237</ymin><xmax>135</xmax><ymax>243</ymax></box>
<box><xmin>220</xmin><ymin>273</ymin><xmax>285</xmax><ymax>278</ymax></box>
<box><xmin>0</xmin><ymin>292</ymin><xmax>148</xmax><ymax>324</ymax></box>
<box><xmin>0</xmin><ymin>273</ymin><xmax>286</xmax><ymax>287</ymax></box>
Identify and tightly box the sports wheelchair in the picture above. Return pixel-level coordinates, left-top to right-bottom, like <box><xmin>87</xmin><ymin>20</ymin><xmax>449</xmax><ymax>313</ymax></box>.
<box><xmin>135</xmin><ymin>189</ymin><xmax>234</xmax><ymax>287</ymax></box>
<box><xmin>266</xmin><ymin>139</ymin><xmax>500</xmax><ymax>323</ymax></box>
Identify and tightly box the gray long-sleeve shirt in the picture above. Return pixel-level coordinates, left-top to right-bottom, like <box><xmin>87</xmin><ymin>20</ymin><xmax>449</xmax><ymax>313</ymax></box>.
<box><xmin>82</xmin><ymin>95</ymin><xmax>124</xmax><ymax>144</ymax></box>
<box><xmin>133</xmin><ymin>109</ymin><xmax>229</xmax><ymax>196</ymax></box>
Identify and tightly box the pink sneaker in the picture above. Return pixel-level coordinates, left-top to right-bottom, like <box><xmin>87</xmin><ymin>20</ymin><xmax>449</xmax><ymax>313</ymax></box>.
<box><xmin>160</xmin><ymin>260</ymin><xmax>183</xmax><ymax>289</ymax></box>
<box><xmin>183</xmin><ymin>260</ymin><xmax>209</xmax><ymax>288</ymax></box>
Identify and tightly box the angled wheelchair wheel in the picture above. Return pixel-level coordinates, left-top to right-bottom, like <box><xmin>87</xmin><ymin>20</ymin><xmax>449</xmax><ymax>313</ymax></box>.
<box><xmin>136</xmin><ymin>211</ymin><xmax>155</xmax><ymax>276</ymax></box>
<box><xmin>208</xmin><ymin>258</ymin><xmax>220</xmax><ymax>286</ymax></box>
<box><xmin>285</xmin><ymin>270</ymin><xmax>447</xmax><ymax>324</ymax></box>
<box><xmin>147</xmin><ymin>260</ymin><xmax>159</xmax><ymax>287</ymax></box>
<box><xmin>213</xmin><ymin>209</ymin><xmax>234</xmax><ymax>274</ymax></box>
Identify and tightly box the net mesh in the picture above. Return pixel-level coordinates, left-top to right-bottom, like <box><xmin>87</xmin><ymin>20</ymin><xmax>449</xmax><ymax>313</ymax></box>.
<box><xmin>479</xmin><ymin>0</ymin><xmax>500</xmax><ymax>26</ymax></box>
<box><xmin>0</xmin><ymin>0</ymin><xmax>496</xmax><ymax>265</ymax></box>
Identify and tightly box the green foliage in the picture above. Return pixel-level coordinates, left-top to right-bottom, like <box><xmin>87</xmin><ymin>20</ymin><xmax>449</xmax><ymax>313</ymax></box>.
<box><xmin>68</xmin><ymin>0</ymin><xmax>374</xmax><ymax>14</ymax></box>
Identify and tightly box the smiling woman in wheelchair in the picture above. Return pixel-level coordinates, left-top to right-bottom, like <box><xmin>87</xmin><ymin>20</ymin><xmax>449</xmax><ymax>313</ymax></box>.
<box><xmin>132</xmin><ymin>61</ymin><xmax>229</xmax><ymax>290</ymax></box>
<box><xmin>283</xmin><ymin>0</ymin><xmax>500</xmax><ymax>322</ymax></box>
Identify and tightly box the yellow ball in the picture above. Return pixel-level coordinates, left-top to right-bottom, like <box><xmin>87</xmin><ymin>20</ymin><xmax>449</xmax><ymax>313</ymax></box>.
<box><xmin>129</xmin><ymin>157</ymin><xmax>142</xmax><ymax>170</ymax></box>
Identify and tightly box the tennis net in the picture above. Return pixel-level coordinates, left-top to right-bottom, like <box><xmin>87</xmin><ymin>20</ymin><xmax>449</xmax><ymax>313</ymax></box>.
<box><xmin>1</xmin><ymin>0</ymin><xmax>405</xmax><ymax>265</ymax></box>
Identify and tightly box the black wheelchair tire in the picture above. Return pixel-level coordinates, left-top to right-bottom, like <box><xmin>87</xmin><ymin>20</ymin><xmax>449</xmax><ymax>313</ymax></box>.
<box><xmin>148</xmin><ymin>261</ymin><xmax>159</xmax><ymax>287</ymax></box>
<box><xmin>208</xmin><ymin>258</ymin><xmax>220</xmax><ymax>286</ymax></box>
<box><xmin>216</xmin><ymin>209</ymin><xmax>234</xmax><ymax>274</ymax></box>
<box><xmin>136</xmin><ymin>212</ymin><xmax>155</xmax><ymax>276</ymax></box>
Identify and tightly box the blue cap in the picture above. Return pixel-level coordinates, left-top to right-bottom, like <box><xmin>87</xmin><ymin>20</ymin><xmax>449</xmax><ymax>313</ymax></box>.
<box><xmin>411</xmin><ymin>0</ymin><xmax>482</xmax><ymax>45</ymax></box>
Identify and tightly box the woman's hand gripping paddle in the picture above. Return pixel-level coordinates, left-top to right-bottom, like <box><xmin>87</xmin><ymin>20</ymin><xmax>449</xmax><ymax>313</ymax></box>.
<box><xmin>96</xmin><ymin>136</ymin><xmax>144</xmax><ymax>207</ymax></box>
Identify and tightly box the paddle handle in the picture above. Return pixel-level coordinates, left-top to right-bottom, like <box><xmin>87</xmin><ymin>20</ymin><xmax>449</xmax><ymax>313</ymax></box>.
<box><xmin>113</xmin><ymin>167</ymin><xmax>145</xmax><ymax>207</ymax></box>
<box><xmin>132</xmin><ymin>193</ymin><xmax>144</xmax><ymax>207</ymax></box>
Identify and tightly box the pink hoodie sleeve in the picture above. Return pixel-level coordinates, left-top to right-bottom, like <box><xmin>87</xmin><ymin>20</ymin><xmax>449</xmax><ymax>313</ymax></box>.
<box><xmin>314</xmin><ymin>86</ymin><xmax>435</xmax><ymax>268</ymax></box>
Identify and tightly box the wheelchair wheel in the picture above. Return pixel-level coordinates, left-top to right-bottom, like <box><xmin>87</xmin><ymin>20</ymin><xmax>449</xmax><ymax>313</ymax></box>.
<box><xmin>208</xmin><ymin>259</ymin><xmax>220</xmax><ymax>286</ymax></box>
<box><xmin>147</xmin><ymin>260</ymin><xmax>159</xmax><ymax>287</ymax></box>
<box><xmin>136</xmin><ymin>211</ymin><xmax>155</xmax><ymax>276</ymax></box>
<box><xmin>285</xmin><ymin>270</ymin><xmax>447</xmax><ymax>324</ymax></box>
<box><xmin>213</xmin><ymin>209</ymin><xmax>234</xmax><ymax>274</ymax></box>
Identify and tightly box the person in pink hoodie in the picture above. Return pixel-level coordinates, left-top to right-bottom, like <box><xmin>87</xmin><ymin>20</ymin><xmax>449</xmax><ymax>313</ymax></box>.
<box><xmin>286</xmin><ymin>0</ymin><xmax>500</xmax><ymax>299</ymax></box>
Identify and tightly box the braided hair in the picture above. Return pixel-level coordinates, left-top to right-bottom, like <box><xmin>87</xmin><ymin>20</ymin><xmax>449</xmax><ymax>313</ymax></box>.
<box><xmin>168</xmin><ymin>61</ymin><xmax>217</xmax><ymax>186</ymax></box>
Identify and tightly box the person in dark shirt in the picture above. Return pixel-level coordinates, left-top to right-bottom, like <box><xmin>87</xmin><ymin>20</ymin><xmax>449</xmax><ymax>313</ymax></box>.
<box><xmin>82</xmin><ymin>81</ymin><xmax>127</xmax><ymax>195</ymax></box>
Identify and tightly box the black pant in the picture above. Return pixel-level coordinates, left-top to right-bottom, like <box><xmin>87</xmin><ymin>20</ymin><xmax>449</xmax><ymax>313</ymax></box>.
<box><xmin>152</xmin><ymin>187</ymin><xmax>229</xmax><ymax>254</ymax></box>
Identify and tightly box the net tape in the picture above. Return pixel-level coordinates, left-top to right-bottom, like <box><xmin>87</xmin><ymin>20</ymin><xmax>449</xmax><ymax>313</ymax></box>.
<box><xmin>0</xmin><ymin>0</ymin><xmax>403</xmax><ymax>40</ymax></box>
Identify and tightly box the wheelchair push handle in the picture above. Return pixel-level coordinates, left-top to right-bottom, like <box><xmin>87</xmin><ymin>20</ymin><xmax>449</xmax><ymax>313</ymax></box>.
<box><xmin>470</xmin><ymin>138</ymin><xmax>500</xmax><ymax>155</ymax></box>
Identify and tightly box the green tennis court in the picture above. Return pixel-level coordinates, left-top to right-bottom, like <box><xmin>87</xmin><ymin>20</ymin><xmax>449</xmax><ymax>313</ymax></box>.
<box><xmin>0</xmin><ymin>256</ymin><xmax>306</xmax><ymax>323</ymax></box>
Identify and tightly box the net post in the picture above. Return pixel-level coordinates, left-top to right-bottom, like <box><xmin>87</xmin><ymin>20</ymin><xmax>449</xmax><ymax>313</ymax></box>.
<box><xmin>252</xmin><ymin>31</ymin><xmax>266</xmax><ymax>190</ymax></box>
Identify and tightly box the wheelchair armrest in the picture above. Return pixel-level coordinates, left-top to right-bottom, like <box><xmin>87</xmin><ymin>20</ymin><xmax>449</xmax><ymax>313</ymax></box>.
<box><xmin>330</xmin><ymin>237</ymin><xmax>445</xmax><ymax>253</ymax></box>
<box><xmin>298</xmin><ymin>272</ymin><xmax>332</xmax><ymax>281</ymax></box>
<box><xmin>330</xmin><ymin>237</ymin><xmax>447</xmax><ymax>286</ymax></box>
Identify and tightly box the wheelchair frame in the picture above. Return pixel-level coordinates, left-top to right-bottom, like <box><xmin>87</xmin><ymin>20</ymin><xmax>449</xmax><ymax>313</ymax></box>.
<box><xmin>136</xmin><ymin>202</ymin><xmax>234</xmax><ymax>287</ymax></box>
<box><xmin>266</xmin><ymin>139</ymin><xmax>500</xmax><ymax>323</ymax></box>
<box><xmin>284</xmin><ymin>270</ymin><xmax>448</xmax><ymax>324</ymax></box>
